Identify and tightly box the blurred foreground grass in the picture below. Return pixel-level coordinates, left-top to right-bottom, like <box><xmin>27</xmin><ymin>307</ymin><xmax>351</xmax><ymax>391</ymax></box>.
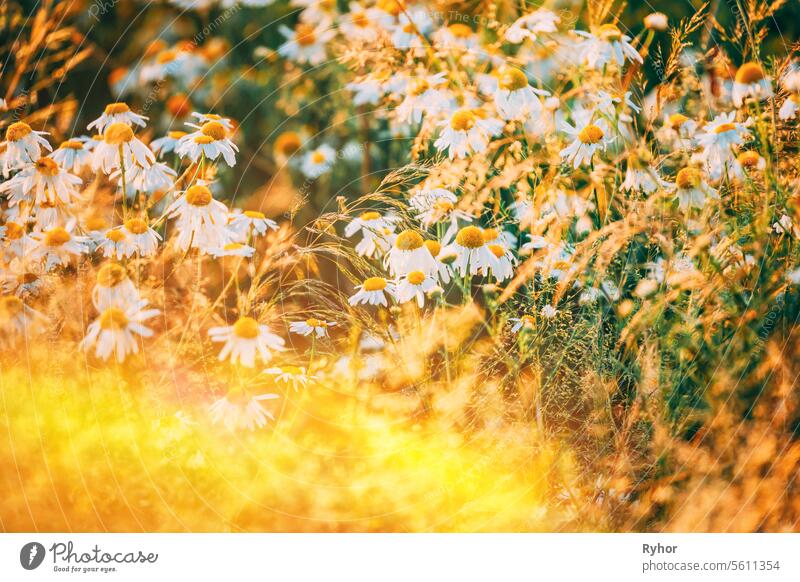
<box><xmin>0</xmin><ymin>355</ymin><xmax>596</xmax><ymax>532</ymax></box>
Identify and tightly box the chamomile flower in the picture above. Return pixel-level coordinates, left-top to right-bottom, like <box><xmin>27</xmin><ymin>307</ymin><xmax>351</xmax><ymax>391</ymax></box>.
<box><xmin>264</xmin><ymin>365</ymin><xmax>315</xmax><ymax>391</ymax></box>
<box><xmin>621</xmin><ymin>158</ymin><xmax>669</xmax><ymax>193</ymax></box>
<box><xmin>0</xmin><ymin>156</ymin><xmax>82</xmax><ymax>207</ymax></box>
<box><xmin>729</xmin><ymin>150</ymin><xmax>766</xmax><ymax>180</ymax></box>
<box><xmin>96</xmin><ymin>228</ymin><xmax>136</xmax><ymax>259</ymax></box>
<box><xmin>87</xmin><ymin>102</ymin><xmax>148</xmax><ymax>133</ymax></box>
<box><xmin>1</xmin><ymin>221</ymin><xmax>36</xmax><ymax>259</ymax></box>
<box><xmin>81</xmin><ymin>300</ymin><xmax>159</xmax><ymax>362</ymax></box>
<box><xmin>290</xmin><ymin>318</ymin><xmax>335</xmax><ymax>338</ymax></box>
<box><xmin>209</xmin><ymin>316</ymin><xmax>286</xmax><ymax>367</ymax></box>
<box><xmin>493</xmin><ymin>66</ymin><xmax>548</xmax><ymax>120</ymax></box>
<box><xmin>779</xmin><ymin>94</ymin><xmax>800</xmax><ymax>120</ymax></box>
<box><xmin>450</xmin><ymin>225</ymin><xmax>498</xmax><ymax>277</ymax></box>
<box><xmin>696</xmin><ymin>111</ymin><xmax>750</xmax><ymax>168</ymax></box>
<box><xmin>339</xmin><ymin>3</ymin><xmax>381</xmax><ymax>41</ymax></box>
<box><xmin>658</xmin><ymin>112</ymin><xmax>698</xmax><ymax>144</ymax></box>
<box><xmin>384</xmin><ymin>230</ymin><xmax>439</xmax><ymax>277</ymax></box>
<box><xmin>228</xmin><ymin>209</ymin><xmax>279</xmax><ymax>241</ymax></box>
<box><xmin>278</xmin><ymin>22</ymin><xmax>335</xmax><ymax>65</ymax></box>
<box><xmin>349</xmin><ymin>276</ymin><xmax>396</xmax><ymax>307</ymax></box>
<box><xmin>51</xmin><ymin>140</ymin><xmax>92</xmax><ymax>173</ymax></box>
<box><xmin>509</xmin><ymin>314</ymin><xmax>536</xmax><ymax>332</ymax></box>
<box><xmin>486</xmin><ymin>243</ymin><xmax>516</xmax><ymax>281</ymax></box>
<box><xmin>559</xmin><ymin>112</ymin><xmax>610</xmax><ymax>168</ymax></box>
<box><xmin>176</xmin><ymin>120</ymin><xmax>238</xmax><ymax>167</ymax></box>
<box><xmin>209</xmin><ymin>242</ymin><xmax>256</xmax><ymax>258</ymax></box>
<box><xmin>344</xmin><ymin>211</ymin><xmax>396</xmax><ymax>258</ymax></box>
<box><xmin>396</xmin><ymin>270</ymin><xmax>436</xmax><ymax>307</ymax></box>
<box><xmin>574</xmin><ymin>23</ymin><xmax>642</xmax><ymax>69</ymax></box>
<box><xmin>189</xmin><ymin>112</ymin><xmax>235</xmax><ymax>131</ymax></box>
<box><xmin>92</xmin><ymin>263</ymin><xmax>139</xmax><ymax>310</ymax></box>
<box><xmin>2</xmin><ymin>122</ymin><xmax>52</xmax><ymax>176</ymax></box>
<box><xmin>93</xmin><ymin>123</ymin><xmax>155</xmax><ymax>173</ymax></box>
<box><xmin>671</xmin><ymin>167</ymin><xmax>718</xmax><ymax>211</ymax></box>
<box><xmin>395</xmin><ymin>72</ymin><xmax>450</xmax><ymax>124</ymax></box>
<box><xmin>166</xmin><ymin>184</ymin><xmax>230</xmax><ymax>252</ymax></box>
<box><xmin>433</xmin><ymin>23</ymin><xmax>480</xmax><ymax>51</ymax></box>
<box><xmin>121</xmin><ymin>218</ymin><xmax>161</xmax><ymax>256</ymax></box>
<box><xmin>113</xmin><ymin>161</ymin><xmax>177</xmax><ymax>195</ymax></box>
<box><xmin>300</xmin><ymin>144</ymin><xmax>336</xmax><ymax>178</ymax></box>
<box><xmin>731</xmin><ymin>62</ymin><xmax>773</xmax><ymax>107</ymax></box>
<box><xmin>540</xmin><ymin>305</ymin><xmax>558</xmax><ymax>318</ymax></box>
<box><xmin>209</xmin><ymin>387</ymin><xmax>279</xmax><ymax>431</ymax></box>
<box><xmin>505</xmin><ymin>9</ymin><xmax>560</xmax><ymax>44</ymax></box>
<box><xmin>435</xmin><ymin>108</ymin><xmax>494</xmax><ymax>159</ymax></box>
<box><xmin>31</xmin><ymin>224</ymin><xmax>87</xmax><ymax>270</ymax></box>
<box><xmin>150</xmin><ymin>131</ymin><xmax>187</xmax><ymax>156</ymax></box>
<box><xmin>0</xmin><ymin>258</ymin><xmax>47</xmax><ymax>296</ymax></box>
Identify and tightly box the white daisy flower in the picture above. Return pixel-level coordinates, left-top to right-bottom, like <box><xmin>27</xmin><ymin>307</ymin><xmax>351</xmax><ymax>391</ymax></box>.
<box><xmin>540</xmin><ymin>305</ymin><xmax>558</xmax><ymax>318</ymax></box>
<box><xmin>87</xmin><ymin>102</ymin><xmax>148</xmax><ymax>133</ymax></box>
<box><xmin>696</xmin><ymin>111</ymin><xmax>750</xmax><ymax>168</ymax></box>
<box><xmin>348</xmin><ymin>276</ymin><xmax>396</xmax><ymax>307</ymax></box>
<box><xmin>731</xmin><ymin>62</ymin><xmax>773</xmax><ymax>107</ymax></box>
<box><xmin>493</xmin><ymin>66</ymin><xmax>548</xmax><ymax>120</ymax></box>
<box><xmin>344</xmin><ymin>210</ymin><xmax>396</xmax><ymax>258</ymax></box>
<box><xmin>0</xmin><ymin>156</ymin><xmax>82</xmax><ymax>207</ymax></box>
<box><xmin>0</xmin><ymin>258</ymin><xmax>47</xmax><ymax>296</ymax></box>
<box><xmin>209</xmin><ymin>316</ymin><xmax>286</xmax><ymax>367</ymax></box>
<box><xmin>505</xmin><ymin>9</ymin><xmax>560</xmax><ymax>44</ymax></box>
<box><xmin>395</xmin><ymin>72</ymin><xmax>451</xmax><ymax>124</ymax></box>
<box><xmin>509</xmin><ymin>314</ymin><xmax>536</xmax><ymax>332</ymax></box>
<box><xmin>433</xmin><ymin>23</ymin><xmax>480</xmax><ymax>51</ymax></box>
<box><xmin>396</xmin><ymin>270</ymin><xmax>436</xmax><ymax>307</ymax></box>
<box><xmin>559</xmin><ymin>112</ymin><xmax>610</xmax><ymax>168</ymax></box>
<box><xmin>151</xmin><ymin>131</ymin><xmax>187</xmax><ymax>156</ymax></box>
<box><xmin>190</xmin><ymin>112</ymin><xmax>234</xmax><ymax>130</ymax></box>
<box><xmin>209</xmin><ymin>388</ymin><xmax>279</xmax><ymax>431</ymax></box>
<box><xmin>450</xmin><ymin>226</ymin><xmax>498</xmax><ymax>277</ymax></box>
<box><xmin>300</xmin><ymin>144</ymin><xmax>337</xmax><ymax>178</ymax></box>
<box><xmin>228</xmin><ymin>209</ymin><xmax>278</xmax><ymax>241</ymax></box>
<box><xmin>391</xmin><ymin>9</ymin><xmax>434</xmax><ymax>50</ymax></box>
<box><xmin>779</xmin><ymin>95</ymin><xmax>799</xmax><ymax>120</ymax></box>
<box><xmin>264</xmin><ymin>365</ymin><xmax>315</xmax><ymax>391</ymax></box>
<box><xmin>435</xmin><ymin>108</ymin><xmax>494</xmax><ymax>159</ymax></box>
<box><xmin>31</xmin><ymin>224</ymin><xmax>87</xmax><ymax>270</ymax></box>
<box><xmin>289</xmin><ymin>318</ymin><xmax>335</xmax><ymax>338</ymax></box>
<box><xmin>278</xmin><ymin>22</ymin><xmax>336</xmax><ymax>65</ymax></box>
<box><xmin>51</xmin><ymin>140</ymin><xmax>92</xmax><ymax>173</ymax></box>
<box><xmin>2</xmin><ymin>122</ymin><xmax>51</xmax><ymax>176</ymax></box>
<box><xmin>671</xmin><ymin>167</ymin><xmax>719</xmax><ymax>211</ymax></box>
<box><xmin>176</xmin><ymin>120</ymin><xmax>238</xmax><ymax>167</ymax></box>
<box><xmin>81</xmin><ymin>299</ymin><xmax>159</xmax><ymax>363</ymax></box>
<box><xmin>384</xmin><ymin>230</ymin><xmax>439</xmax><ymax>277</ymax></box>
<box><xmin>1</xmin><ymin>221</ymin><xmax>36</xmax><ymax>259</ymax></box>
<box><xmin>486</xmin><ymin>243</ymin><xmax>516</xmax><ymax>281</ymax></box>
<box><xmin>93</xmin><ymin>123</ymin><xmax>155</xmax><ymax>173</ymax></box>
<box><xmin>621</xmin><ymin>161</ymin><xmax>669</xmax><ymax>193</ymax></box>
<box><xmin>92</xmin><ymin>263</ymin><xmax>140</xmax><ymax>310</ymax></box>
<box><xmin>112</xmin><ymin>161</ymin><xmax>177</xmax><ymax>195</ymax></box>
<box><xmin>166</xmin><ymin>184</ymin><xmax>230</xmax><ymax>252</ymax></box>
<box><xmin>574</xmin><ymin>24</ymin><xmax>642</xmax><ymax>69</ymax></box>
<box><xmin>209</xmin><ymin>242</ymin><xmax>256</xmax><ymax>258</ymax></box>
<box><xmin>339</xmin><ymin>4</ymin><xmax>382</xmax><ymax>42</ymax></box>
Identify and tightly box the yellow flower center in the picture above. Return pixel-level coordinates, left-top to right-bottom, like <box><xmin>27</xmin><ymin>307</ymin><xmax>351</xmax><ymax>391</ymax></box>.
<box><xmin>99</xmin><ymin>308</ymin><xmax>129</xmax><ymax>330</ymax></box>
<box><xmin>578</xmin><ymin>124</ymin><xmax>604</xmax><ymax>144</ymax></box>
<box><xmin>352</xmin><ymin>11</ymin><xmax>369</xmax><ymax>27</ymax></box>
<box><xmin>737</xmin><ymin>151</ymin><xmax>760</xmax><ymax>167</ymax></box>
<box><xmin>44</xmin><ymin>227</ymin><xmax>71</xmax><ymax>247</ymax></box>
<box><xmin>735</xmin><ymin>62</ymin><xmax>765</xmax><ymax>84</ymax></box>
<box><xmin>194</xmin><ymin>135</ymin><xmax>215</xmax><ymax>144</ymax></box>
<box><xmin>433</xmin><ymin>200</ymin><xmax>454</xmax><ymax>213</ymax></box>
<box><xmin>424</xmin><ymin>239</ymin><xmax>441</xmax><ymax>257</ymax></box>
<box><xmin>96</xmin><ymin>263</ymin><xmax>127</xmax><ymax>287</ymax></box>
<box><xmin>450</xmin><ymin>109</ymin><xmax>477</xmax><ymax>131</ymax></box>
<box><xmin>125</xmin><ymin>218</ymin><xmax>148</xmax><ymax>235</ymax></box>
<box><xmin>311</xmin><ymin>151</ymin><xmax>326</xmax><ymax>164</ymax></box>
<box><xmin>244</xmin><ymin>210</ymin><xmax>266</xmax><ymax>219</ymax></box>
<box><xmin>498</xmin><ymin>67</ymin><xmax>528</xmax><ymax>91</ymax></box>
<box><xmin>223</xmin><ymin>243</ymin><xmax>244</xmax><ymax>251</ymax></box>
<box><xmin>233</xmin><ymin>317</ymin><xmax>260</xmax><ymax>339</ymax></box>
<box><xmin>395</xmin><ymin>230</ymin><xmax>424</xmax><ymax>250</ymax></box>
<box><xmin>105</xmin><ymin>229</ymin><xmax>126</xmax><ymax>243</ymax></box>
<box><xmin>201</xmin><ymin>121</ymin><xmax>227</xmax><ymax>141</ymax></box>
<box><xmin>275</xmin><ymin>132</ymin><xmax>301</xmax><ymax>155</ymax></box>
<box><xmin>104</xmin><ymin>102</ymin><xmax>131</xmax><ymax>115</ymax></box>
<box><xmin>410</xmin><ymin>78</ymin><xmax>430</xmax><ymax>96</ymax></box>
<box><xmin>598</xmin><ymin>23</ymin><xmax>622</xmax><ymax>41</ymax></box>
<box><xmin>668</xmin><ymin>113</ymin><xmax>689</xmax><ymax>129</ymax></box>
<box><xmin>675</xmin><ymin>167</ymin><xmax>702</xmax><ymax>190</ymax></box>
<box><xmin>6</xmin><ymin>122</ymin><xmax>32</xmax><ymax>142</ymax></box>
<box><xmin>448</xmin><ymin>23</ymin><xmax>473</xmax><ymax>38</ymax></box>
<box><xmin>185</xmin><ymin>185</ymin><xmax>213</xmax><ymax>206</ymax></box>
<box><xmin>60</xmin><ymin>140</ymin><xmax>83</xmax><ymax>150</ymax></box>
<box><xmin>482</xmin><ymin>228</ymin><xmax>500</xmax><ymax>243</ymax></box>
<box><xmin>407</xmin><ymin>271</ymin><xmax>426</xmax><ymax>285</ymax></box>
<box><xmin>35</xmin><ymin>157</ymin><xmax>59</xmax><ymax>177</ymax></box>
<box><xmin>488</xmin><ymin>244</ymin><xmax>505</xmax><ymax>258</ymax></box>
<box><xmin>360</xmin><ymin>211</ymin><xmax>381</xmax><ymax>221</ymax></box>
<box><xmin>4</xmin><ymin>222</ymin><xmax>24</xmax><ymax>240</ymax></box>
<box><xmin>363</xmin><ymin>277</ymin><xmax>388</xmax><ymax>291</ymax></box>
<box><xmin>306</xmin><ymin>318</ymin><xmax>327</xmax><ymax>327</ymax></box>
<box><xmin>168</xmin><ymin>130</ymin><xmax>187</xmax><ymax>139</ymax></box>
<box><xmin>456</xmin><ymin>226</ymin><xmax>485</xmax><ymax>249</ymax></box>
<box><xmin>714</xmin><ymin>122</ymin><xmax>737</xmax><ymax>134</ymax></box>
<box><xmin>104</xmin><ymin>122</ymin><xmax>134</xmax><ymax>145</ymax></box>
<box><xmin>295</xmin><ymin>23</ymin><xmax>317</xmax><ymax>46</ymax></box>
<box><xmin>377</xmin><ymin>0</ymin><xmax>401</xmax><ymax>16</ymax></box>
